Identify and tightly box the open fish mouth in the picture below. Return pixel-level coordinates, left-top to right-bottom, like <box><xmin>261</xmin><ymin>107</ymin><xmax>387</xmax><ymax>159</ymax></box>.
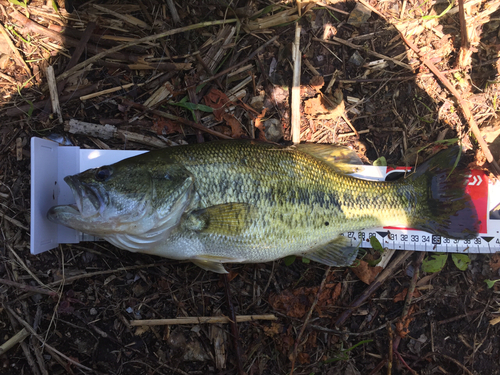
<box><xmin>64</xmin><ymin>175</ymin><xmax>104</xmax><ymax>218</ymax></box>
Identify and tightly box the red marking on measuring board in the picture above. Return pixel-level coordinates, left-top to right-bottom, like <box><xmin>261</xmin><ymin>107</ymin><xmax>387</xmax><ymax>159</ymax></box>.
<box><xmin>465</xmin><ymin>170</ymin><xmax>488</xmax><ymax>234</ymax></box>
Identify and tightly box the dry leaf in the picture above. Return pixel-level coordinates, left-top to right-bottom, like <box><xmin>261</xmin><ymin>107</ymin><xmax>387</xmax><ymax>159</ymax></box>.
<box><xmin>351</xmin><ymin>260</ymin><xmax>382</xmax><ymax>285</ymax></box>
<box><xmin>222</xmin><ymin>113</ymin><xmax>244</xmax><ymax>138</ymax></box>
<box><xmin>393</xmin><ymin>288</ymin><xmax>422</xmax><ymax>303</ymax></box>
<box><xmin>489</xmin><ymin>253</ymin><xmax>500</xmax><ymax>273</ymax></box>
<box><xmin>203</xmin><ymin>88</ymin><xmax>233</xmax><ymax>121</ymax></box>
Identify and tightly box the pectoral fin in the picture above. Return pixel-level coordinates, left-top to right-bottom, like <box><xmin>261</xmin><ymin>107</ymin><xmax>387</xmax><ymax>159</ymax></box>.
<box><xmin>302</xmin><ymin>236</ymin><xmax>359</xmax><ymax>267</ymax></box>
<box><xmin>183</xmin><ymin>203</ymin><xmax>256</xmax><ymax>236</ymax></box>
<box><xmin>191</xmin><ymin>260</ymin><xmax>228</xmax><ymax>274</ymax></box>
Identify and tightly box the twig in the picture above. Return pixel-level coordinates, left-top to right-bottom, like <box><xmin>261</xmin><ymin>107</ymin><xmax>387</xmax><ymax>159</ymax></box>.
<box><xmin>130</xmin><ymin>314</ymin><xmax>277</xmax><ymax>326</ymax></box>
<box><xmin>291</xmin><ymin>24</ymin><xmax>302</xmax><ymax>144</ymax></box>
<box><xmin>6</xmin><ymin>244</ymin><xmax>53</xmax><ymax>292</ymax></box>
<box><xmin>316</xmin><ymin>1</ymin><xmax>350</xmax><ymax>15</ymax></box>
<box><xmin>335</xmin><ymin>251</ymin><xmax>414</xmax><ymax>327</ymax></box>
<box><xmin>310</xmin><ymin>320</ymin><xmax>393</xmax><ymax>336</ymax></box>
<box><xmin>181</xmin><ymin>35</ymin><xmax>280</xmax><ymax>94</ymax></box>
<box><xmin>402</xmin><ymin>251</ymin><xmax>425</xmax><ymax>318</ymax></box>
<box><xmin>80</xmin><ymin>83</ymin><xmax>146</xmax><ymax>101</ymax></box>
<box><xmin>166</xmin><ymin>0</ymin><xmax>181</xmax><ymax>24</ymax></box>
<box><xmin>54</xmin><ymin>18</ymin><xmax>237</xmax><ymax>83</ymax></box>
<box><xmin>313</xmin><ymin>37</ymin><xmax>414</xmax><ymax>71</ymax></box>
<box><xmin>5</xmin><ymin>83</ymin><xmax>100</xmax><ymax>117</ymax></box>
<box><xmin>0</xmin><ymin>22</ymin><xmax>31</xmax><ymax>76</ymax></box>
<box><xmin>0</xmin><ymin>278</ymin><xmax>58</xmax><ymax>297</ymax></box>
<box><xmin>5</xmin><ymin>305</ymin><xmax>95</xmax><ymax>373</ymax></box>
<box><xmin>223</xmin><ymin>274</ymin><xmax>245</xmax><ymax>375</ymax></box>
<box><xmin>121</xmin><ymin>100</ymin><xmax>234</xmax><ymax>139</ymax></box>
<box><xmin>5</xmin><ymin>310</ymin><xmax>41</xmax><ymax>375</ymax></box>
<box><xmin>46</xmin><ymin>66</ymin><xmax>62</xmax><ymax>124</ymax></box>
<box><xmin>9</xmin><ymin>10</ymin><xmax>147</xmax><ymax>65</ymax></box>
<box><xmin>0</xmin><ymin>212</ymin><xmax>28</xmax><ymax>230</ymax></box>
<box><xmin>0</xmin><ymin>328</ymin><xmax>29</xmax><ymax>355</ymax></box>
<box><xmin>437</xmin><ymin>308</ymin><xmax>483</xmax><ymax>325</ymax></box>
<box><xmin>395</xmin><ymin>351</ymin><xmax>418</xmax><ymax>375</ymax></box>
<box><xmin>387</xmin><ymin>322</ymin><xmax>393</xmax><ymax>375</ymax></box>
<box><xmin>290</xmin><ymin>267</ymin><xmax>331</xmax><ymax>375</ymax></box>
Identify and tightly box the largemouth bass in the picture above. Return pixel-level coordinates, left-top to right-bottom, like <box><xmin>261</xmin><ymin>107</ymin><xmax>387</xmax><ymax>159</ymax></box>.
<box><xmin>47</xmin><ymin>141</ymin><xmax>478</xmax><ymax>273</ymax></box>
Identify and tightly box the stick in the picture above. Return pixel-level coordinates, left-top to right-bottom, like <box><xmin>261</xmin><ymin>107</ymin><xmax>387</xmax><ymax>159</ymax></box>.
<box><xmin>65</xmin><ymin>119</ymin><xmax>170</xmax><ymax>148</ymax></box>
<box><xmin>0</xmin><ymin>328</ymin><xmax>29</xmax><ymax>355</ymax></box>
<box><xmin>401</xmin><ymin>251</ymin><xmax>425</xmax><ymax>318</ymax></box>
<box><xmin>5</xmin><ymin>305</ymin><xmax>94</xmax><ymax>373</ymax></box>
<box><xmin>5</xmin><ymin>83</ymin><xmax>100</xmax><ymax>117</ymax></box>
<box><xmin>313</xmin><ymin>37</ymin><xmax>413</xmax><ymax>71</ymax></box>
<box><xmin>166</xmin><ymin>0</ymin><xmax>181</xmax><ymax>24</ymax></box>
<box><xmin>46</xmin><ymin>66</ymin><xmax>63</xmax><ymax>124</ymax></box>
<box><xmin>0</xmin><ymin>22</ymin><xmax>31</xmax><ymax>76</ymax></box>
<box><xmin>130</xmin><ymin>314</ymin><xmax>278</xmax><ymax>327</ymax></box>
<box><xmin>291</xmin><ymin>24</ymin><xmax>302</xmax><ymax>144</ymax></box>
<box><xmin>223</xmin><ymin>274</ymin><xmax>245</xmax><ymax>375</ymax></box>
<box><xmin>335</xmin><ymin>251</ymin><xmax>414</xmax><ymax>326</ymax></box>
<box><xmin>121</xmin><ymin>100</ymin><xmax>234</xmax><ymax>139</ymax></box>
<box><xmin>9</xmin><ymin>10</ymin><xmax>147</xmax><ymax>64</ymax></box>
<box><xmin>55</xmin><ymin>18</ymin><xmax>237</xmax><ymax>83</ymax></box>
<box><xmin>290</xmin><ymin>267</ymin><xmax>331</xmax><ymax>375</ymax></box>
<box><xmin>0</xmin><ymin>278</ymin><xmax>58</xmax><ymax>297</ymax></box>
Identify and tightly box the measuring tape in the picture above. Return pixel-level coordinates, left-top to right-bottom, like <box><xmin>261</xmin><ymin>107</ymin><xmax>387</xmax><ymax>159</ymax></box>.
<box><xmin>345</xmin><ymin>167</ymin><xmax>500</xmax><ymax>254</ymax></box>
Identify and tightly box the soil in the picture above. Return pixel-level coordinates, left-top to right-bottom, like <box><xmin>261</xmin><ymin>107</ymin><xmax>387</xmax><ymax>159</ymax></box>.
<box><xmin>0</xmin><ymin>0</ymin><xmax>500</xmax><ymax>374</ymax></box>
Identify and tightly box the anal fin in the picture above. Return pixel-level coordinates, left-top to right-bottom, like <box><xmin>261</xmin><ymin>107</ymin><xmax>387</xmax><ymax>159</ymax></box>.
<box><xmin>301</xmin><ymin>236</ymin><xmax>359</xmax><ymax>267</ymax></box>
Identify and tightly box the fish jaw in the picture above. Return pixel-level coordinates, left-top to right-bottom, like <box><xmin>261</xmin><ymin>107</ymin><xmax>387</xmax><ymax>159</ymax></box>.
<box><xmin>64</xmin><ymin>175</ymin><xmax>105</xmax><ymax>218</ymax></box>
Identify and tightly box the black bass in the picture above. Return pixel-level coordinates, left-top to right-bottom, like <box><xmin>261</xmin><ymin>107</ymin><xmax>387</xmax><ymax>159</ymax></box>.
<box><xmin>47</xmin><ymin>141</ymin><xmax>478</xmax><ymax>273</ymax></box>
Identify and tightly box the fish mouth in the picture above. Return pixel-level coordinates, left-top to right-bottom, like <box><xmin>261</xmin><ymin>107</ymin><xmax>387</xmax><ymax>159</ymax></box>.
<box><xmin>47</xmin><ymin>204</ymin><xmax>80</xmax><ymax>225</ymax></box>
<box><xmin>64</xmin><ymin>175</ymin><xmax>104</xmax><ymax>218</ymax></box>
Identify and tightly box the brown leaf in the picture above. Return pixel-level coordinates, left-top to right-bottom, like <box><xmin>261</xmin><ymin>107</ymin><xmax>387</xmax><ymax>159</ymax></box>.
<box><xmin>151</xmin><ymin>116</ymin><xmax>181</xmax><ymax>135</ymax></box>
<box><xmin>269</xmin><ymin>289</ymin><xmax>311</xmax><ymax>318</ymax></box>
<box><xmin>309</xmin><ymin>75</ymin><xmax>324</xmax><ymax>90</ymax></box>
<box><xmin>203</xmin><ymin>88</ymin><xmax>232</xmax><ymax>121</ymax></box>
<box><xmin>222</xmin><ymin>113</ymin><xmax>244</xmax><ymax>138</ymax></box>
<box><xmin>393</xmin><ymin>288</ymin><xmax>422</xmax><ymax>303</ymax></box>
<box><xmin>350</xmin><ymin>260</ymin><xmax>382</xmax><ymax>285</ymax></box>
<box><xmin>489</xmin><ymin>253</ymin><xmax>500</xmax><ymax>273</ymax></box>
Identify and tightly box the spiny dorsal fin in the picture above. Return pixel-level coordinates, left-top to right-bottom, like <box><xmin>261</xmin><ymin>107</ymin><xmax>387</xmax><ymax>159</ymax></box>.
<box><xmin>295</xmin><ymin>144</ymin><xmax>364</xmax><ymax>174</ymax></box>
<box><xmin>301</xmin><ymin>236</ymin><xmax>359</xmax><ymax>267</ymax></box>
<box><xmin>183</xmin><ymin>203</ymin><xmax>256</xmax><ymax>236</ymax></box>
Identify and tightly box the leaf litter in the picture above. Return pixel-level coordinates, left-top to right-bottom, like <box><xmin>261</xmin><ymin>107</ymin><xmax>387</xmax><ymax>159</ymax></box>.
<box><xmin>0</xmin><ymin>0</ymin><xmax>499</xmax><ymax>374</ymax></box>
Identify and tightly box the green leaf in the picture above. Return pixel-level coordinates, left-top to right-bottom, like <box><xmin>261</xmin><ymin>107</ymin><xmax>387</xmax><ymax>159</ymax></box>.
<box><xmin>51</xmin><ymin>0</ymin><xmax>59</xmax><ymax>12</ymax></box>
<box><xmin>373</xmin><ymin>156</ymin><xmax>387</xmax><ymax>167</ymax></box>
<box><xmin>422</xmin><ymin>0</ymin><xmax>455</xmax><ymax>20</ymax></box>
<box><xmin>451</xmin><ymin>253</ymin><xmax>471</xmax><ymax>271</ymax></box>
<box><xmin>8</xmin><ymin>0</ymin><xmax>27</xmax><ymax>8</ymax></box>
<box><xmin>422</xmin><ymin>253</ymin><xmax>448</xmax><ymax>273</ymax></box>
<box><xmin>369</xmin><ymin>236</ymin><xmax>384</xmax><ymax>253</ymax></box>
<box><xmin>284</xmin><ymin>255</ymin><xmax>296</xmax><ymax>266</ymax></box>
<box><xmin>301</xmin><ymin>257</ymin><xmax>310</xmax><ymax>264</ymax></box>
<box><xmin>485</xmin><ymin>279</ymin><xmax>500</xmax><ymax>289</ymax></box>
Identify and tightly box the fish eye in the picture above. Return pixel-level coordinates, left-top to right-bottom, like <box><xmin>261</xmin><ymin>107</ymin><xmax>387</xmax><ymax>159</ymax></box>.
<box><xmin>95</xmin><ymin>167</ymin><xmax>112</xmax><ymax>181</ymax></box>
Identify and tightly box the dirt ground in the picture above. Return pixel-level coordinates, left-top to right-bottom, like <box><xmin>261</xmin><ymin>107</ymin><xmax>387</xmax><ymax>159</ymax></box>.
<box><xmin>1</xmin><ymin>0</ymin><xmax>500</xmax><ymax>374</ymax></box>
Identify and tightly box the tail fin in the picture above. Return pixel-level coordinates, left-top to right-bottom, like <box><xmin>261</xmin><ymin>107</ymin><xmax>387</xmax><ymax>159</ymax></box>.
<box><xmin>408</xmin><ymin>146</ymin><xmax>479</xmax><ymax>239</ymax></box>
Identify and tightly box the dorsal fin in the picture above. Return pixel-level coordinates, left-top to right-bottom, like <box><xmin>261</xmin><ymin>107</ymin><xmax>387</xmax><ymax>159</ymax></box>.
<box><xmin>295</xmin><ymin>144</ymin><xmax>364</xmax><ymax>174</ymax></box>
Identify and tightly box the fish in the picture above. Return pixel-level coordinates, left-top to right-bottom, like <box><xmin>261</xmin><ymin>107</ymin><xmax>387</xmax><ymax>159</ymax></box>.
<box><xmin>47</xmin><ymin>141</ymin><xmax>479</xmax><ymax>273</ymax></box>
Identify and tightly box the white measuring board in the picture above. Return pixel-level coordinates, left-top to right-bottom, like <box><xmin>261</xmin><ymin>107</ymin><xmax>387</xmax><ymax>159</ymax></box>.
<box><xmin>31</xmin><ymin>137</ymin><xmax>500</xmax><ymax>255</ymax></box>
